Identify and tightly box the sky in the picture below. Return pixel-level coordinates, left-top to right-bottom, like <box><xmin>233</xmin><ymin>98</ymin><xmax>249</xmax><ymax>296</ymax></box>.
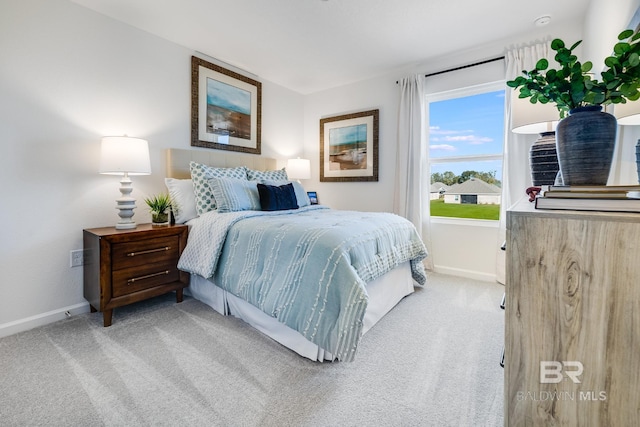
<box><xmin>207</xmin><ymin>78</ymin><xmax>251</xmax><ymax>115</ymax></box>
<box><xmin>429</xmin><ymin>90</ymin><xmax>505</xmax><ymax>181</ymax></box>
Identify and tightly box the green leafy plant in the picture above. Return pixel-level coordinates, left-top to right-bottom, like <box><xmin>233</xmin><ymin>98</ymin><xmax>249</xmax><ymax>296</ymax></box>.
<box><xmin>507</xmin><ymin>29</ymin><xmax>640</xmax><ymax>118</ymax></box>
<box><xmin>144</xmin><ymin>193</ymin><xmax>172</xmax><ymax>214</ymax></box>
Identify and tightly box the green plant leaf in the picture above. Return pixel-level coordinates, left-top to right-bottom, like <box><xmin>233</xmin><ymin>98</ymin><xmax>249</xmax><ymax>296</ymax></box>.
<box><xmin>604</xmin><ymin>56</ymin><xmax>620</xmax><ymax>68</ymax></box>
<box><xmin>508</xmin><ymin>29</ymin><xmax>640</xmax><ymax>111</ymax></box>
<box><xmin>592</xmin><ymin>92</ymin><xmax>605</xmax><ymax>104</ymax></box>
<box><xmin>607</xmin><ymin>79</ymin><xmax>620</xmax><ymax>89</ymax></box>
<box><xmin>619</xmin><ymin>29</ymin><xmax>634</xmax><ymax>40</ymax></box>
<box><xmin>535</xmin><ymin>58</ymin><xmax>548</xmax><ymax>70</ymax></box>
<box><xmin>568</xmin><ymin>40</ymin><xmax>582</xmax><ymax>50</ymax></box>
<box><xmin>614</xmin><ymin>42</ymin><xmax>630</xmax><ymax>55</ymax></box>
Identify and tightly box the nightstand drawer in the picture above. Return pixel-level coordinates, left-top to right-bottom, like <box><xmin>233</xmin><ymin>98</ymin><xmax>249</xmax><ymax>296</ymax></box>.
<box><xmin>112</xmin><ymin>262</ymin><xmax>181</xmax><ymax>297</ymax></box>
<box><xmin>111</xmin><ymin>236</ymin><xmax>180</xmax><ymax>270</ymax></box>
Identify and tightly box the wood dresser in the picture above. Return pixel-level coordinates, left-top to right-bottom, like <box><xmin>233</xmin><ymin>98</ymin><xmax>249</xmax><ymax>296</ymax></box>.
<box><xmin>505</xmin><ymin>197</ymin><xmax>640</xmax><ymax>426</ymax></box>
<box><xmin>83</xmin><ymin>223</ymin><xmax>189</xmax><ymax>327</ymax></box>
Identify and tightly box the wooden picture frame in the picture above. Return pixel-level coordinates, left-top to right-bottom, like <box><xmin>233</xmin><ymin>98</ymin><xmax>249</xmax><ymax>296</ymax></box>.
<box><xmin>319</xmin><ymin>109</ymin><xmax>379</xmax><ymax>182</ymax></box>
<box><xmin>191</xmin><ymin>56</ymin><xmax>261</xmax><ymax>154</ymax></box>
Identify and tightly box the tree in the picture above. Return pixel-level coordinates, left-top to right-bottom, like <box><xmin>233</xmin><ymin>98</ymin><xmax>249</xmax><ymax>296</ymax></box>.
<box><xmin>442</xmin><ymin>171</ymin><xmax>457</xmax><ymax>186</ymax></box>
<box><xmin>431</xmin><ymin>170</ymin><xmax>501</xmax><ymax>187</ymax></box>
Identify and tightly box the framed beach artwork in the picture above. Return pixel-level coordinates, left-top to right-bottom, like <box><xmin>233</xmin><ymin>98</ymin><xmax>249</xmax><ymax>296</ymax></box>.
<box><xmin>191</xmin><ymin>56</ymin><xmax>261</xmax><ymax>154</ymax></box>
<box><xmin>319</xmin><ymin>109</ymin><xmax>379</xmax><ymax>182</ymax></box>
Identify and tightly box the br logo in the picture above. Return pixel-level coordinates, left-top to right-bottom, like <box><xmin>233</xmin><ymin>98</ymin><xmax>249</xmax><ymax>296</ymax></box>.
<box><xmin>540</xmin><ymin>361</ymin><xmax>583</xmax><ymax>384</ymax></box>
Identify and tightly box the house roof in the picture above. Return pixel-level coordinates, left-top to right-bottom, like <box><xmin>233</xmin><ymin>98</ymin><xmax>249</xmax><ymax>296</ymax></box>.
<box><xmin>446</xmin><ymin>178</ymin><xmax>501</xmax><ymax>195</ymax></box>
<box><xmin>430</xmin><ymin>182</ymin><xmax>450</xmax><ymax>193</ymax></box>
<box><xmin>70</xmin><ymin>0</ymin><xmax>589</xmax><ymax>94</ymax></box>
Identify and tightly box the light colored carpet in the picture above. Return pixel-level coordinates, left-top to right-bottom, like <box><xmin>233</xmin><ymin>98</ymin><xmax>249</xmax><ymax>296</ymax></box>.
<box><xmin>0</xmin><ymin>272</ymin><xmax>504</xmax><ymax>426</ymax></box>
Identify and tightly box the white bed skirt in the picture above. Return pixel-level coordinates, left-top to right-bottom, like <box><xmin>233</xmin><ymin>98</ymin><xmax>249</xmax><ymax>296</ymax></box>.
<box><xmin>186</xmin><ymin>262</ymin><xmax>416</xmax><ymax>361</ymax></box>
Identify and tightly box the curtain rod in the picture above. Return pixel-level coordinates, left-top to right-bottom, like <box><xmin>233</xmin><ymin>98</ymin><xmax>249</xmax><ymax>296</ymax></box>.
<box><xmin>395</xmin><ymin>56</ymin><xmax>505</xmax><ymax>83</ymax></box>
<box><xmin>424</xmin><ymin>56</ymin><xmax>504</xmax><ymax>78</ymax></box>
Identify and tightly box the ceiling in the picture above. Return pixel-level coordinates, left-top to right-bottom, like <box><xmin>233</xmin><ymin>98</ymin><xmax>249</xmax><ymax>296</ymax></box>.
<box><xmin>70</xmin><ymin>0</ymin><xmax>591</xmax><ymax>94</ymax></box>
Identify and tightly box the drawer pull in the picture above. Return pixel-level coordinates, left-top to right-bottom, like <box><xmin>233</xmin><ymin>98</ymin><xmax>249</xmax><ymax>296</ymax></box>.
<box><xmin>127</xmin><ymin>270</ymin><xmax>170</xmax><ymax>284</ymax></box>
<box><xmin>127</xmin><ymin>246</ymin><xmax>170</xmax><ymax>257</ymax></box>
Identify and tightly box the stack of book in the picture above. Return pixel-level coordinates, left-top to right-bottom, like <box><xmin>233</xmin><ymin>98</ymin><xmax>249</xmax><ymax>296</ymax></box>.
<box><xmin>535</xmin><ymin>185</ymin><xmax>640</xmax><ymax>212</ymax></box>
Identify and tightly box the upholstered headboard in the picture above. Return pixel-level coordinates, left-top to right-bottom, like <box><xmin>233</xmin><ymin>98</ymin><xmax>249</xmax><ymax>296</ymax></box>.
<box><xmin>165</xmin><ymin>148</ymin><xmax>278</xmax><ymax>178</ymax></box>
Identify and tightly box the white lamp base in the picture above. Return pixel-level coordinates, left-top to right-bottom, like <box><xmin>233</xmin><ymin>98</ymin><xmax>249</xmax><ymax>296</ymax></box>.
<box><xmin>114</xmin><ymin>174</ymin><xmax>138</xmax><ymax>229</ymax></box>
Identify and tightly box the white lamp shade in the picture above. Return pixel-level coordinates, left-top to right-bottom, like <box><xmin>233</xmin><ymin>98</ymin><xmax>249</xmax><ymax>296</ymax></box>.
<box><xmin>510</xmin><ymin>92</ymin><xmax>560</xmax><ymax>134</ymax></box>
<box><xmin>286</xmin><ymin>158</ymin><xmax>311</xmax><ymax>180</ymax></box>
<box><xmin>99</xmin><ymin>136</ymin><xmax>151</xmax><ymax>175</ymax></box>
<box><xmin>614</xmin><ymin>100</ymin><xmax>640</xmax><ymax>125</ymax></box>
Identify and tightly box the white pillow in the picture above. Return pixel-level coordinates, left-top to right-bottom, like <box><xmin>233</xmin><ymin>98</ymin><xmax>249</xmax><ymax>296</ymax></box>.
<box><xmin>164</xmin><ymin>178</ymin><xmax>198</xmax><ymax>223</ymax></box>
<box><xmin>262</xmin><ymin>179</ymin><xmax>311</xmax><ymax>208</ymax></box>
<box><xmin>208</xmin><ymin>177</ymin><xmax>260</xmax><ymax>213</ymax></box>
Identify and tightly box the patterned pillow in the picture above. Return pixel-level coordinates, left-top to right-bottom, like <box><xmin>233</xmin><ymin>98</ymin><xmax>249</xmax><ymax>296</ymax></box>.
<box><xmin>189</xmin><ymin>161</ymin><xmax>248</xmax><ymax>215</ymax></box>
<box><xmin>164</xmin><ymin>178</ymin><xmax>198</xmax><ymax>223</ymax></box>
<box><xmin>208</xmin><ymin>177</ymin><xmax>260</xmax><ymax>213</ymax></box>
<box><xmin>246</xmin><ymin>168</ymin><xmax>288</xmax><ymax>182</ymax></box>
<box><xmin>261</xmin><ymin>180</ymin><xmax>311</xmax><ymax>208</ymax></box>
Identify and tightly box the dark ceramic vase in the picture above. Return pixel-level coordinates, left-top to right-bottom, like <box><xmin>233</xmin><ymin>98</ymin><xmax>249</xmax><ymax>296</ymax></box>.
<box><xmin>555</xmin><ymin>106</ymin><xmax>617</xmax><ymax>186</ymax></box>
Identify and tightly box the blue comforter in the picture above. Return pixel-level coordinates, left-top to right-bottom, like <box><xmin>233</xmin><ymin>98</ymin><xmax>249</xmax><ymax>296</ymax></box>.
<box><xmin>178</xmin><ymin>206</ymin><xmax>427</xmax><ymax>361</ymax></box>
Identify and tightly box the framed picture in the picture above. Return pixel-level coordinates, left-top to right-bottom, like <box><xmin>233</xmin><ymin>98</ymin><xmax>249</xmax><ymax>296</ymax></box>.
<box><xmin>319</xmin><ymin>109</ymin><xmax>379</xmax><ymax>182</ymax></box>
<box><xmin>307</xmin><ymin>191</ymin><xmax>319</xmax><ymax>205</ymax></box>
<box><xmin>191</xmin><ymin>56</ymin><xmax>261</xmax><ymax>154</ymax></box>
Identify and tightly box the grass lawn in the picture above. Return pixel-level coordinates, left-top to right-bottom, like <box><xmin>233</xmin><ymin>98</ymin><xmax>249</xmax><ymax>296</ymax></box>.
<box><xmin>430</xmin><ymin>199</ymin><xmax>500</xmax><ymax>220</ymax></box>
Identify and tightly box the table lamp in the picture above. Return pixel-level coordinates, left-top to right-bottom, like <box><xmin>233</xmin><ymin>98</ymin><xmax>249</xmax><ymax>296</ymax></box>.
<box><xmin>511</xmin><ymin>94</ymin><xmax>560</xmax><ymax>185</ymax></box>
<box><xmin>99</xmin><ymin>136</ymin><xmax>151</xmax><ymax>229</ymax></box>
<box><xmin>286</xmin><ymin>158</ymin><xmax>311</xmax><ymax>182</ymax></box>
<box><xmin>615</xmin><ymin>100</ymin><xmax>640</xmax><ymax>183</ymax></box>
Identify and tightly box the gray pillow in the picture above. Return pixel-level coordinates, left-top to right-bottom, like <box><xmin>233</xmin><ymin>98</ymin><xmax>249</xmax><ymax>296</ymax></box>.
<box><xmin>208</xmin><ymin>177</ymin><xmax>260</xmax><ymax>213</ymax></box>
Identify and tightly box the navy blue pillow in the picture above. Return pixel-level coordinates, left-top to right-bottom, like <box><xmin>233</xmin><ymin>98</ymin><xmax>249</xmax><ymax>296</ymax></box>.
<box><xmin>257</xmin><ymin>183</ymin><xmax>299</xmax><ymax>211</ymax></box>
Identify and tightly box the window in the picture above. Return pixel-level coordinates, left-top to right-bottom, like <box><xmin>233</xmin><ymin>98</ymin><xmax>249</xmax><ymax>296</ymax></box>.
<box><xmin>427</xmin><ymin>82</ymin><xmax>505</xmax><ymax>220</ymax></box>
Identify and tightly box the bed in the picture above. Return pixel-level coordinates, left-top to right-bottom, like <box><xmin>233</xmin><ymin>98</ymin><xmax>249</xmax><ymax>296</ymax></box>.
<box><xmin>165</xmin><ymin>148</ymin><xmax>428</xmax><ymax>361</ymax></box>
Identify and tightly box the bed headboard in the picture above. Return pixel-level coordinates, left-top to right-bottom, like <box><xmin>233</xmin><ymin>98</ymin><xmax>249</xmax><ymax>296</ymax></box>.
<box><xmin>166</xmin><ymin>148</ymin><xmax>279</xmax><ymax>179</ymax></box>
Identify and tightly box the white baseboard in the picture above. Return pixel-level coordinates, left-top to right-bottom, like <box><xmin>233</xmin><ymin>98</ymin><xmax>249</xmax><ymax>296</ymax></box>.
<box><xmin>432</xmin><ymin>265</ymin><xmax>498</xmax><ymax>283</ymax></box>
<box><xmin>0</xmin><ymin>303</ymin><xmax>91</xmax><ymax>339</ymax></box>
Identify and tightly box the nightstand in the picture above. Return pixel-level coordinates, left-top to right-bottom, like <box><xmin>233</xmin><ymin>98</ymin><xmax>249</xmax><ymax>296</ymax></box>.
<box><xmin>83</xmin><ymin>224</ymin><xmax>189</xmax><ymax>327</ymax></box>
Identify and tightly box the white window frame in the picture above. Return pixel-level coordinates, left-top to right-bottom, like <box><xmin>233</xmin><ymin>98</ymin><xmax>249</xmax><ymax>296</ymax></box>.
<box><xmin>427</xmin><ymin>80</ymin><xmax>505</xmax><ymax>225</ymax></box>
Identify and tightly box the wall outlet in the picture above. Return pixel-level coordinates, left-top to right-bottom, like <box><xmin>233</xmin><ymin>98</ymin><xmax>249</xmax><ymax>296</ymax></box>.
<box><xmin>70</xmin><ymin>249</ymin><xmax>84</xmax><ymax>268</ymax></box>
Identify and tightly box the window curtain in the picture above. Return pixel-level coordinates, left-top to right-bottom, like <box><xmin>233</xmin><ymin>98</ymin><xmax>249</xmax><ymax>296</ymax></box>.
<box><xmin>495</xmin><ymin>42</ymin><xmax>551</xmax><ymax>284</ymax></box>
<box><xmin>394</xmin><ymin>74</ymin><xmax>433</xmax><ymax>269</ymax></box>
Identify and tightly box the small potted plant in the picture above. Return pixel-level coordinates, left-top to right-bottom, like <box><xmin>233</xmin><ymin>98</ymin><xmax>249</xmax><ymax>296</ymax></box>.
<box><xmin>506</xmin><ymin>28</ymin><xmax>640</xmax><ymax>185</ymax></box>
<box><xmin>144</xmin><ymin>193</ymin><xmax>172</xmax><ymax>226</ymax></box>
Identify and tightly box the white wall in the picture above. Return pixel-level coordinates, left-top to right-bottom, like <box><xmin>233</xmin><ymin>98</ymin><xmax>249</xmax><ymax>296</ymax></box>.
<box><xmin>301</xmin><ymin>20</ymin><xmax>584</xmax><ymax>282</ymax></box>
<box><xmin>0</xmin><ymin>0</ymin><xmax>304</xmax><ymax>336</ymax></box>
<box><xmin>302</xmin><ymin>76</ymin><xmax>399</xmax><ymax>212</ymax></box>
